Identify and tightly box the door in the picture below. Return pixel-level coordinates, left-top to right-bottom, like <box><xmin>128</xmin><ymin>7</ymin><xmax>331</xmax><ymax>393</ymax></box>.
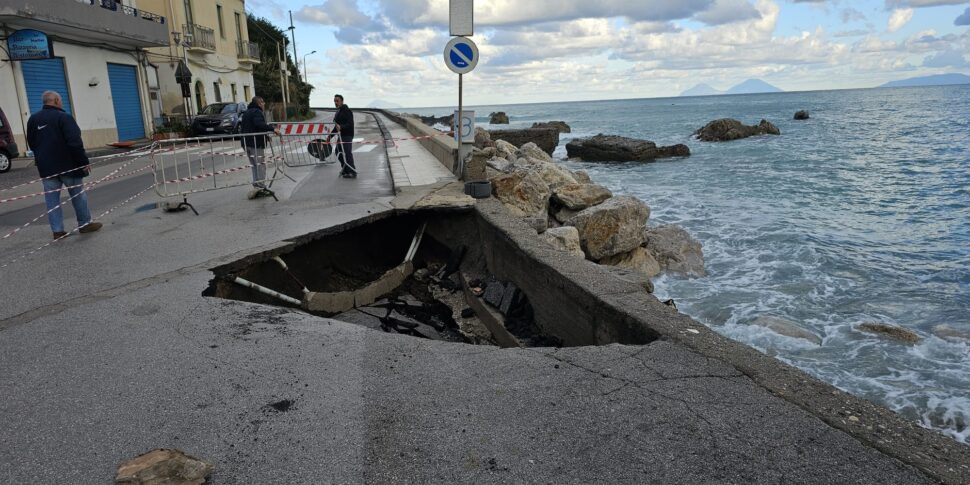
<box><xmin>20</xmin><ymin>58</ymin><xmax>73</xmax><ymax>116</ymax></box>
<box><xmin>107</xmin><ymin>63</ymin><xmax>145</xmax><ymax>140</ymax></box>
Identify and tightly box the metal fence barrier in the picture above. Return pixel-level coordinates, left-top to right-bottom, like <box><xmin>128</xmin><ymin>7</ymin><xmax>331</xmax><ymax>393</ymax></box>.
<box><xmin>273</xmin><ymin>122</ymin><xmax>343</xmax><ymax>168</ymax></box>
<box><xmin>151</xmin><ymin>132</ymin><xmax>284</xmax><ymax>214</ymax></box>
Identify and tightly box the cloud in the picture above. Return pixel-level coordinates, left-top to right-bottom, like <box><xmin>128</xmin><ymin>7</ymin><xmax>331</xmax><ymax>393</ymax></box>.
<box><xmin>886</xmin><ymin>0</ymin><xmax>968</xmax><ymax>7</ymax></box>
<box><xmin>957</xmin><ymin>7</ymin><xmax>970</xmax><ymax>25</ymax></box>
<box><xmin>887</xmin><ymin>8</ymin><xmax>913</xmax><ymax>32</ymax></box>
<box><xmin>923</xmin><ymin>49</ymin><xmax>970</xmax><ymax>67</ymax></box>
<box><xmin>841</xmin><ymin>8</ymin><xmax>867</xmax><ymax>23</ymax></box>
<box><xmin>295</xmin><ymin>0</ymin><xmax>375</xmax><ymax>27</ymax></box>
<box><xmin>693</xmin><ymin>0</ymin><xmax>763</xmax><ymax>25</ymax></box>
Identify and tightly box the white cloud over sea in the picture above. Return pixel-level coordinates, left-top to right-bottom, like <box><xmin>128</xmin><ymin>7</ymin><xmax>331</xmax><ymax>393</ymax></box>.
<box><xmin>251</xmin><ymin>0</ymin><xmax>970</xmax><ymax>106</ymax></box>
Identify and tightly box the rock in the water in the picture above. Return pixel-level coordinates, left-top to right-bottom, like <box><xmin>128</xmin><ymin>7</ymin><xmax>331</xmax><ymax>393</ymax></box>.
<box><xmin>794</xmin><ymin>110</ymin><xmax>810</xmax><ymax>121</ymax></box>
<box><xmin>857</xmin><ymin>323</ymin><xmax>922</xmax><ymax>344</ymax></box>
<box><xmin>694</xmin><ymin>118</ymin><xmax>780</xmax><ymax>142</ymax></box>
<box><xmin>933</xmin><ymin>325</ymin><xmax>970</xmax><ymax>342</ymax></box>
<box><xmin>539</xmin><ymin>226</ymin><xmax>585</xmax><ymax>258</ymax></box>
<box><xmin>491</xmin><ymin>171</ymin><xmax>551</xmax><ymax>219</ymax></box>
<box><xmin>489</xmin><ymin>128</ymin><xmax>560</xmax><ymax>155</ymax></box>
<box><xmin>601</xmin><ymin>265</ymin><xmax>654</xmax><ymax>293</ymax></box>
<box><xmin>552</xmin><ymin>183</ymin><xmax>612</xmax><ymax>210</ymax></box>
<box><xmin>570</xmin><ymin>196</ymin><xmax>650</xmax><ymax>260</ymax></box>
<box><xmin>516</xmin><ymin>142</ymin><xmax>554</xmax><ymax>164</ymax></box>
<box><xmin>572</xmin><ymin>170</ymin><xmax>592</xmax><ymax>183</ymax></box>
<box><xmin>474</xmin><ymin>127</ymin><xmax>495</xmax><ymax>148</ymax></box>
<box><xmin>494</xmin><ymin>139</ymin><xmax>518</xmax><ymax>162</ymax></box>
<box><xmin>565</xmin><ymin>134</ymin><xmax>690</xmax><ymax>162</ymax></box>
<box><xmin>531</xmin><ymin>121</ymin><xmax>571</xmax><ymax>133</ymax></box>
<box><xmin>599</xmin><ymin>247</ymin><xmax>661</xmax><ymax>279</ymax></box>
<box><xmin>644</xmin><ymin>225</ymin><xmax>706</xmax><ymax>277</ymax></box>
<box><xmin>116</xmin><ymin>449</ymin><xmax>213</xmax><ymax>485</ymax></box>
<box><xmin>752</xmin><ymin>316</ymin><xmax>822</xmax><ymax>345</ymax></box>
<box><xmin>489</xmin><ymin>112</ymin><xmax>510</xmax><ymax>124</ymax></box>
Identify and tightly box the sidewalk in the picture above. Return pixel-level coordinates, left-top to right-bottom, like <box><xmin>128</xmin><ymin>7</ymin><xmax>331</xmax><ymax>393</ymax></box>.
<box><xmin>0</xmin><ymin>115</ymin><xmax>965</xmax><ymax>484</ymax></box>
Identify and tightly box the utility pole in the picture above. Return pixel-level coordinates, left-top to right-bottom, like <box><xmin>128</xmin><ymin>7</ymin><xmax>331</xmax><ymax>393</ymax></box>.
<box><xmin>276</xmin><ymin>41</ymin><xmax>288</xmax><ymax>121</ymax></box>
<box><xmin>288</xmin><ymin>11</ymin><xmax>298</xmax><ymax>82</ymax></box>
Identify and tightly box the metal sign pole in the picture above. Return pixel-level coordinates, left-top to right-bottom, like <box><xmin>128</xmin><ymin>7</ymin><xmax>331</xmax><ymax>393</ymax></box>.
<box><xmin>457</xmin><ymin>73</ymin><xmax>463</xmax><ymax>176</ymax></box>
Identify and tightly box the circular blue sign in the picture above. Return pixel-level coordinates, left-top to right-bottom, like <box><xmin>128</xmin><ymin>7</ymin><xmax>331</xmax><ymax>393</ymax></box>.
<box><xmin>444</xmin><ymin>37</ymin><xmax>479</xmax><ymax>74</ymax></box>
<box><xmin>449</xmin><ymin>43</ymin><xmax>474</xmax><ymax>68</ymax></box>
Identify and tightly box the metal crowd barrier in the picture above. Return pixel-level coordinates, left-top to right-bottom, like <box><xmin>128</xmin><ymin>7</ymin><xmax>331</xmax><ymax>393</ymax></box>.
<box><xmin>151</xmin><ymin>132</ymin><xmax>284</xmax><ymax>214</ymax></box>
<box><xmin>273</xmin><ymin>122</ymin><xmax>343</xmax><ymax>168</ymax></box>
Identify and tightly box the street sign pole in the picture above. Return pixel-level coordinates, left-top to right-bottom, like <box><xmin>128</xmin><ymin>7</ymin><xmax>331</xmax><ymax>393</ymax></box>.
<box><xmin>457</xmin><ymin>73</ymin><xmax>463</xmax><ymax>175</ymax></box>
<box><xmin>447</xmin><ymin>0</ymin><xmax>476</xmax><ymax>178</ymax></box>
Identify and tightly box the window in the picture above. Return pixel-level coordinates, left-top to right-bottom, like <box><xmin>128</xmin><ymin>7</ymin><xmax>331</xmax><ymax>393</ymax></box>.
<box><xmin>213</xmin><ymin>83</ymin><xmax>222</xmax><ymax>102</ymax></box>
<box><xmin>183</xmin><ymin>0</ymin><xmax>194</xmax><ymax>25</ymax></box>
<box><xmin>243</xmin><ymin>85</ymin><xmax>251</xmax><ymax>102</ymax></box>
<box><xmin>217</xmin><ymin>5</ymin><xmax>225</xmax><ymax>38</ymax></box>
<box><xmin>234</xmin><ymin>12</ymin><xmax>243</xmax><ymax>42</ymax></box>
<box><xmin>231</xmin><ymin>83</ymin><xmax>237</xmax><ymax>102</ymax></box>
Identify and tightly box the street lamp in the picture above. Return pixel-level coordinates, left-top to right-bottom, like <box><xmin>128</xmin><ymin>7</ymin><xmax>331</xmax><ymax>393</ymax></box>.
<box><xmin>302</xmin><ymin>50</ymin><xmax>316</xmax><ymax>83</ymax></box>
<box><xmin>172</xmin><ymin>30</ymin><xmax>194</xmax><ymax>117</ymax></box>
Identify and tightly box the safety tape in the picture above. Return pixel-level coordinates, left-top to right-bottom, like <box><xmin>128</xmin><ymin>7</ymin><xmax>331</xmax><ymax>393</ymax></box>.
<box><xmin>274</xmin><ymin>123</ymin><xmax>333</xmax><ymax>135</ymax></box>
<box><xmin>0</xmin><ymin>182</ymin><xmax>156</xmax><ymax>269</ymax></box>
<box><xmin>0</xmin><ymin>144</ymin><xmax>165</xmax><ymax>194</ymax></box>
<box><xmin>276</xmin><ymin>130</ymin><xmax>455</xmax><ymax>146</ymax></box>
<box><xmin>0</xmin><ymin>164</ymin><xmax>155</xmax><ymax>205</ymax></box>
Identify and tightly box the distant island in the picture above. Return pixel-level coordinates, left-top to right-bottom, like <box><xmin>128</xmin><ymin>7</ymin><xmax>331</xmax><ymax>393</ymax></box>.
<box><xmin>880</xmin><ymin>73</ymin><xmax>970</xmax><ymax>88</ymax></box>
<box><xmin>680</xmin><ymin>79</ymin><xmax>783</xmax><ymax>97</ymax></box>
<box><xmin>367</xmin><ymin>99</ymin><xmax>403</xmax><ymax>109</ymax></box>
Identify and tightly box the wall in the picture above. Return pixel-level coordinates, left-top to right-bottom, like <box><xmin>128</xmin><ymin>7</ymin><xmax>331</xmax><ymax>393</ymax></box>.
<box><xmin>378</xmin><ymin>110</ymin><xmax>459</xmax><ymax>176</ymax></box>
<box><xmin>0</xmin><ymin>41</ymin><xmax>152</xmax><ymax>149</ymax></box>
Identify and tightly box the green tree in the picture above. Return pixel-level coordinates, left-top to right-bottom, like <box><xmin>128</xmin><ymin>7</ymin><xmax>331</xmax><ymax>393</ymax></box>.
<box><xmin>247</xmin><ymin>15</ymin><xmax>314</xmax><ymax>116</ymax></box>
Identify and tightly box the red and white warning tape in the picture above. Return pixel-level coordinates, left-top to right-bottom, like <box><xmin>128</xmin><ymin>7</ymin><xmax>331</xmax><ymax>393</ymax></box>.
<box><xmin>0</xmin><ymin>144</ymin><xmax>162</xmax><ymax>194</ymax></box>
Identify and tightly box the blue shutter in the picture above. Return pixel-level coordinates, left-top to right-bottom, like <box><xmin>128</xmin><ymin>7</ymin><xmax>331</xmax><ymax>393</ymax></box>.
<box><xmin>107</xmin><ymin>63</ymin><xmax>145</xmax><ymax>141</ymax></box>
<box><xmin>21</xmin><ymin>58</ymin><xmax>73</xmax><ymax>116</ymax></box>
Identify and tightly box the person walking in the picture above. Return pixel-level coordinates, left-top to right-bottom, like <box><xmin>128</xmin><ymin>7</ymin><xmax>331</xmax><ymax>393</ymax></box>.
<box><xmin>330</xmin><ymin>94</ymin><xmax>356</xmax><ymax>178</ymax></box>
<box><xmin>26</xmin><ymin>91</ymin><xmax>102</xmax><ymax>240</ymax></box>
<box><xmin>239</xmin><ymin>96</ymin><xmax>279</xmax><ymax>195</ymax></box>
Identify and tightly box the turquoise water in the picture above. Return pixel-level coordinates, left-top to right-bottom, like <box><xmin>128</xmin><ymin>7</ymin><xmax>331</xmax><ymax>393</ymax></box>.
<box><xmin>415</xmin><ymin>85</ymin><xmax>970</xmax><ymax>444</ymax></box>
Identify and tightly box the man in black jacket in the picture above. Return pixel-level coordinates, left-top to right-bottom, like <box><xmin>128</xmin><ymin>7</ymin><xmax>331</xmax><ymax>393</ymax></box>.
<box><xmin>240</xmin><ymin>96</ymin><xmax>279</xmax><ymax>191</ymax></box>
<box><xmin>331</xmin><ymin>94</ymin><xmax>356</xmax><ymax>178</ymax></box>
<box><xmin>26</xmin><ymin>91</ymin><xmax>102</xmax><ymax>239</ymax></box>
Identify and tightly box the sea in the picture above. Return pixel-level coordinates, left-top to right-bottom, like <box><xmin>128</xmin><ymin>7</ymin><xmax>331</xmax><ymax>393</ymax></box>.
<box><xmin>411</xmin><ymin>85</ymin><xmax>970</xmax><ymax>445</ymax></box>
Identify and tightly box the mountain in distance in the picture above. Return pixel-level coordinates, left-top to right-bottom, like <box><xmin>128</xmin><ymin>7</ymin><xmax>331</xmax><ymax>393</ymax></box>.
<box><xmin>880</xmin><ymin>73</ymin><xmax>970</xmax><ymax>88</ymax></box>
<box><xmin>366</xmin><ymin>99</ymin><xmax>403</xmax><ymax>109</ymax></box>
<box><xmin>680</xmin><ymin>79</ymin><xmax>784</xmax><ymax>97</ymax></box>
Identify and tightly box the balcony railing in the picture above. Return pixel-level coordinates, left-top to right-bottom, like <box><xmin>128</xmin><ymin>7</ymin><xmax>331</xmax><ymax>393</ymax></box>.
<box><xmin>75</xmin><ymin>0</ymin><xmax>166</xmax><ymax>25</ymax></box>
<box><xmin>237</xmin><ymin>40</ymin><xmax>260</xmax><ymax>62</ymax></box>
<box><xmin>183</xmin><ymin>24</ymin><xmax>216</xmax><ymax>52</ymax></box>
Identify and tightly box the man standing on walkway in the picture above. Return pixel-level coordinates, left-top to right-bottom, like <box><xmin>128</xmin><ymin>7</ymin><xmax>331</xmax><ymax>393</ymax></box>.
<box><xmin>331</xmin><ymin>94</ymin><xmax>356</xmax><ymax>178</ymax></box>
<box><xmin>26</xmin><ymin>91</ymin><xmax>102</xmax><ymax>240</ymax></box>
<box><xmin>240</xmin><ymin>96</ymin><xmax>280</xmax><ymax>195</ymax></box>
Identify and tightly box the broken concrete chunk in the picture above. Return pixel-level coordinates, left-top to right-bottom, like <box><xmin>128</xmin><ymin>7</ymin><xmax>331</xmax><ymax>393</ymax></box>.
<box><xmin>116</xmin><ymin>449</ymin><xmax>212</xmax><ymax>485</ymax></box>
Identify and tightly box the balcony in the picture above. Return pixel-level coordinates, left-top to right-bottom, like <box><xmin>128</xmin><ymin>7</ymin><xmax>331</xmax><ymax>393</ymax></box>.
<box><xmin>0</xmin><ymin>0</ymin><xmax>169</xmax><ymax>47</ymax></box>
<box><xmin>237</xmin><ymin>40</ymin><xmax>261</xmax><ymax>64</ymax></box>
<box><xmin>184</xmin><ymin>24</ymin><xmax>216</xmax><ymax>53</ymax></box>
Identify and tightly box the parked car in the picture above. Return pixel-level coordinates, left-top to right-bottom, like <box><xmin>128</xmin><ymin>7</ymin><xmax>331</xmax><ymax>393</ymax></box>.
<box><xmin>190</xmin><ymin>102</ymin><xmax>248</xmax><ymax>136</ymax></box>
<box><xmin>0</xmin><ymin>106</ymin><xmax>21</xmax><ymax>173</ymax></box>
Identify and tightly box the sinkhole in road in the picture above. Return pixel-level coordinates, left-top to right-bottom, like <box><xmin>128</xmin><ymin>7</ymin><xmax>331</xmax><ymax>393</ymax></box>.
<box><xmin>205</xmin><ymin>211</ymin><xmax>660</xmax><ymax>348</ymax></box>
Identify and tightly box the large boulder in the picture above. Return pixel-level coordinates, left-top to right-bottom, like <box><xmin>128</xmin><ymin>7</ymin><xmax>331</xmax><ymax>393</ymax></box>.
<box><xmin>539</xmin><ymin>226</ymin><xmax>585</xmax><ymax>258</ymax></box>
<box><xmin>552</xmin><ymin>183</ymin><xmax>612</xmax><ymax>210</ymax></box>
<box><xmin>643</xmin><ymin>225</ymin><xmax>706</xmax><ymax>277</ymax></box>
<box><xmin>694</xmin><ymin>118</ymin><xmax>780</xmax><ymax>142</ymax></box>
<box><xmin>857</xmin><ymin>323</ymin><xmax>922</xmax><ymax>344</ymax></box>
<box><xmin>599</xmin><ymin>247</ymin><xmax>661</xmax><ymax>279</ymax></box>
<box><xmin>489</xmin><ymin>128</ymin><xmax>560</xmax><ymax>155</ymax></box>
<box><xmin>532</xmin><ymin>121</ymin><xmax>572</xmax><ymax>133</ymax></box>
<box><xmin>532</xmin><ymin>162</ymin><xmax>578</xmax><ymax>189</ymax></box>
<box><xmin>794</xmin><ymin>110</ymin><xmax>810</xmax><ymax>121</ymax></box>
<box><xmin>489</xmin><ymin>112</ymin><xmax>510</xmax><ymax>124</ymax></box>
<box><xmin>474</xmin><ymin>127</ymin><xmax>495</xmax><ymax>148</ymax></box>
<box><xmin>565</xmin><ymin>135</ymin><xmax>690</xmax><ymax>162</ymax></box>
<box><xmin>516</xmin><ymin>142</ymin><xmax>554</xmax><ymax>164</ymax></box>
<box><xmin>572</xmin><ymin>170</ymin><xmax>592</xmax><ymax>183</ymax></box>
<box><xmin>466</xmin><ymin>147</ymin><xmax>497</xmax><ymax>181</ymax></box>
<box><xmin>494</xmin><ymin>139</ymin><xmax>518</xmax><ymax>162</ymax></box>
<box><xmin>116</xmin><ymin>449</ymin><xmax>213</xmax><ymax>485</ymax></box>
<box><xmin>752</xmin><ymin>316</ymin><xmax>822</xmax><ymax>345</ymax></box>
<box><xmin>569</xmin><ymin>196</ymin><xmax>650</xmax><ymax>260</ymax></box>
<box><xmin>491</xmin><ymin>171</ymin><xmax>551</xmax><ymax>219</ymax></box>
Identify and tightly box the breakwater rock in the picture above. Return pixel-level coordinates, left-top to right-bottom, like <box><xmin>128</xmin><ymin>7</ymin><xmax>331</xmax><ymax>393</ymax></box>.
<box><xmin>794</xmin><ymin>110</ymin><xmax>810</xmax><ymax>120</ymax></box>
<box><xmin>531</xmin><ymin>121</ymin><xmax>571</xmax><ymax>133</ymax></box>
<box><xmin>566</xmin><ymin>135</ymin><xmax>690</xmax><ymax>162</ymax></box>
<box><xmin>694</xmin><ymin>118</ymin><xmax>780</xmax><ymax>141</ymax></box>
<box><xmin>487</xmin><ymin>128</ymin><xmax>560</xmax><ymax>155</ymax></box>
<box><xmin>490</xmin><ymin>112</ymin><xmax>510</xmax><ymax>124</ymax></box>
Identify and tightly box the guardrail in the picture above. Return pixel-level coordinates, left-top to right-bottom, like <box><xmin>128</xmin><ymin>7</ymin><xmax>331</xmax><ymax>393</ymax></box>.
<box><xmin>237</xmin><ymin>40</ymin><xmax>260</xmax><ymax>61</ymax></box>
<box><xmin>74</xmin><ymin>0</ymin><xmax>166</xmax><ymax>25</ymax></box>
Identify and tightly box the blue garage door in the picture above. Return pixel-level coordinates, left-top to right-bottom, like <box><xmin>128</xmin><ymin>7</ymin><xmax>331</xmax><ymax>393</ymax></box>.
<box><xmin>21</xmin><ymin>58</ymin><xmax>73</xmax><ymax>116</ymax></box>
<box><xmin>107</xmin><ymin>63</ymin><xmax>145</xmax><ymax>141</ymax></box>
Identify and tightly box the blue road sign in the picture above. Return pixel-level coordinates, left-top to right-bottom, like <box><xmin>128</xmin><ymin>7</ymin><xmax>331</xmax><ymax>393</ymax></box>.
<box><xmin>444</xmin><ymin>37</ymin><xmax>479</xmax><ymax>74</ymax></box>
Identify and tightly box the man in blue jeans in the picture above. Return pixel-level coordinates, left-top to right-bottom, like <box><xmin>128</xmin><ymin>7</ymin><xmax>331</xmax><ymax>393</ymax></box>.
<box><xmin>27</xmin><ymin>91</ymin><xmax>102</xmax><ymax>239</ymax></box>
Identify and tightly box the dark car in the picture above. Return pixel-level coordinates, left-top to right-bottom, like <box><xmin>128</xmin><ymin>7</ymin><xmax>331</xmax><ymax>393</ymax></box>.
<box><xmin>190</xmin><ymin>102</ymin><xmax>248</xmax><ymax>136</ymax></box>
<box><xmin>0</xmin><ymin>106</ymin><xmax>21</xmax><ymax>173</ymax></box>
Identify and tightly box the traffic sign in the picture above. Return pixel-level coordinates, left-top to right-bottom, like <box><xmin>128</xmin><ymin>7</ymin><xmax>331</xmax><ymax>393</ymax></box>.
<box><xmin>444</xmin><ymin>37</ymin><xmax>478</xmax><ymax>75</ymax></box>
<box><xmin>450</xmin><ymin>0</ymin><xmax>473</xmax><ymax>36</ymax></box>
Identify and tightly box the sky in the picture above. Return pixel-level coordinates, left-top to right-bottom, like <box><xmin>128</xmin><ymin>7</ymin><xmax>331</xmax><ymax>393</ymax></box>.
<box><xmin>245</xmin><ymin>0</ymin><xmax>970</xmax><ymax>108</ymax></box>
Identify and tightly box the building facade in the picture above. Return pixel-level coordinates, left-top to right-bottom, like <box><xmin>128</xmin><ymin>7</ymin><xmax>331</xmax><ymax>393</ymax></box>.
<box><xmin>139</xmin><ymin>0</ymin><xmax>258</xmax><ymax>118</ymax></box>
<box><xmin>0</xmin><ymin>0</ymin><xmax>169</xmax><ymax>149</ymax></box>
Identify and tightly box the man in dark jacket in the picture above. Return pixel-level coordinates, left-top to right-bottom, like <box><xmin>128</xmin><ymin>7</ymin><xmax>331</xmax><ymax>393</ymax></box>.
<box><xmin>240</xmin><ymin>96</ymin><xmax>279</xmax><ymax>190</ymax></box>
<box><xmin>26</xmin><ymin>90</ymin><xmax>102</xmax><ymax>239</ymax></box>
<box><xmin>330</xmin><ymin>94</ymin><xmax>356</xmax><ymax>178</ymax></box>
